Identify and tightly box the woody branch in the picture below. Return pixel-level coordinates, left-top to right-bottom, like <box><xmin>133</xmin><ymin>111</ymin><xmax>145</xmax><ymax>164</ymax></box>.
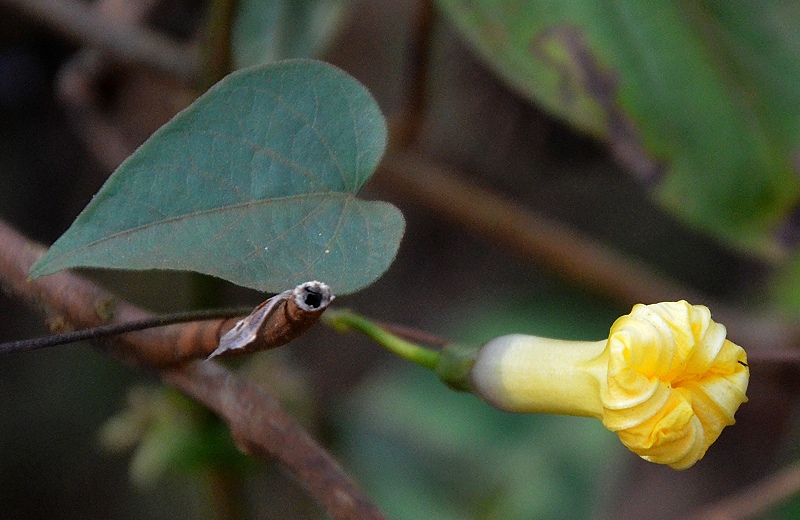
<box><xmin>0</xmin><ymin>219</ymin><xmax>386</xmax><ymax>520</ymax></box>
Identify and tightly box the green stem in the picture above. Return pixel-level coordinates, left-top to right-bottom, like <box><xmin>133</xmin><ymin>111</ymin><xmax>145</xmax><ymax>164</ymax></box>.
<box><xmin>324</xmin><ymin>310</ymin><xmax>440</xmax><ymax>370</ymax></box>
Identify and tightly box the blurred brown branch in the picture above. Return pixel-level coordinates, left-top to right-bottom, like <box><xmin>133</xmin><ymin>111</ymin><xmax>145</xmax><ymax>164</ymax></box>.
<box><xmin>374</xmin><ymin>150</ymin><xmax>800</xmax><ymax>355</ymax></box>
<box><xmin>2</xmin><ymin>0</ymin><xmax>200</xmax><ymax>81</ymax></box>
<box><xmin>389</xmin><ymin>0</ymin><xmax>434</xmax><ymax>150</ymax></box>
<box><xmin>686</xmin><ymin>459</ymin><xmax>800</xmax><ymax>520</ymax></box>
<box><xmin>377</xmin><ymin>150</ymin><xmax>692</xmax><ymax>305</ymax></box>
<box><xmin>0</xmin><ymin>219</ymin><xmax>386</xmax><ymax>520</ymax></box>
<box><xmin>53</xmin><ymin>0</ymin><xmax>185</xmax><ymax>171</ymax></box>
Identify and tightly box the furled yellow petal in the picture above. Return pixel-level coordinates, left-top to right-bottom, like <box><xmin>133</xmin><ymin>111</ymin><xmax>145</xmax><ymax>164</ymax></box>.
<box><xmin>615</xmin><ymin>389</ymin><xmax>705</xmax><ymax>469</ymax></box>
<box><xmin>600</xmin><ymin>301</ymin><xmax>749</xmax><ymax>469</ymax></box>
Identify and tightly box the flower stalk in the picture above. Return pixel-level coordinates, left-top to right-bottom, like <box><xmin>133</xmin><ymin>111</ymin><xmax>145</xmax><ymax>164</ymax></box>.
<box><xmin>323</xmin><ymin>310</ymin><xmax>441</xmax><ymax>370</ymax></box>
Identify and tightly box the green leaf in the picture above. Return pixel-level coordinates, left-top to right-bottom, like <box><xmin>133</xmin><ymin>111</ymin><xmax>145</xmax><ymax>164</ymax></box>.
<box><xmin>337</xmin><ymin>365</ymin><xmax>621</xmax><ymax>520</ymax></box>
<box><xmin>30</xmin><ymin>60</ymin><xmax>403</xmax><ymax>294</ymax></box>
<box><xmin>436</xmin><ymin>1</ymin><xmax>800</xmax><ymax>257</ymax></box>
<box><xmin>232</xmin><ymin>0</ymin><xmax>346</xmax><ymax>68</ymax></box>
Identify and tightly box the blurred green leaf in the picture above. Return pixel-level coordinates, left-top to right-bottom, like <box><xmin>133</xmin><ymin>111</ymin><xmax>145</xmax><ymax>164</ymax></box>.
<box><xmin>436</xmin><ymin>0</ymin><xmax>800</xmax><ymax>257</ymax></box>
<box><xmin>232</xmin><ymin>0</ymin><xmax>346</xmax><ymax>68</ymax></box>
<box><xmin>336</xmin><ymin>289</ymin><xmax>625</xmax><ymax>520</ymax></box>
<box><xmin>30</xmin><ymin>60</ymin><xmax>404</xmax><ymax>294</ymax></box>
<box><xmin>450</xmin><ymin>288</ymin><xmax>625</xmax><ymax>344</ymax></box>
<box><xmin>101</xmin><ymin>387</ymin><xmax>250</xmax><ymax>487</ymax></box>
<box><xmin>337</xmin><ymin>365</ymin><xmax>622</xmax><ymax>520</ymax></box>
<box><xmin>771</xmin><ymin>480</ymin><xmax>800</xmax><ymax>519</ymax></box>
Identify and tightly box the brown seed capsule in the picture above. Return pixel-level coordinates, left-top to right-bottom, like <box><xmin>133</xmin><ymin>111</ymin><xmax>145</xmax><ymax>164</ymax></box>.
<box><xmin>208</xmin><ymin>281</ymin><xmax>334</xmax><ymax>359</ymax></box>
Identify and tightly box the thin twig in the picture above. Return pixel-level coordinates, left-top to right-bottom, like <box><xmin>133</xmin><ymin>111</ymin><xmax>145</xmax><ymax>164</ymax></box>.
<box><xmin>685</xmin><ymin>459</ymin><xmax>800</xmax><ymax>520</ymax></box>
<box><xmin>0</xmin><ymin>219</ymin><xmax>386</xmax><ymax>520</ymax></box>
<box><xmin>3</xmin><ymin>0</ymin><xmax>200</xmax><ymax>81</ymax></box>
<box><xmin>374</xmin><ymin>319</ymin><xmax>451</xmax><ymax>348</ymax></box>
<box><xmin>0</xmin><ymin>306</ymin><xmax>253</xmax><ymax>355</ymax></box>
<box><xmin>324</xmin><ymin>309</ymin><xmax>441</xmax><ymax>369</ymax></box>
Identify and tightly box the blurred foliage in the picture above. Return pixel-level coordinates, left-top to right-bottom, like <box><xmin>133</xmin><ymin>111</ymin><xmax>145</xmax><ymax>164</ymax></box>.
<box><xmin>773</xmin><ymin>492</ymin><xmax>800</xmax><ymax>520</ymax></box>
<box><xmin>232</xmin><ymin>0</ymin><xmax>345</xmax><ymax>68</ymax></box>
<box><xmin>99</xmin><ymin>350</ymin><xmax>314</xmax><ymax>492</ymax></box>
<box><xmin>436</xmin><ymin>0</ymin><xmax>800</xmax><ymax>265</ymax></box>
<box><xmin>100</xmin><ymin>385</ymin><xmax>251</xmax><ymax>486</ymax></box>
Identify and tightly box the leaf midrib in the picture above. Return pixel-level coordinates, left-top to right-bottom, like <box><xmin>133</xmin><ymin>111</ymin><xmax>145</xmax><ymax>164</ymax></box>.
<box><xmin>52</xmin><ymin>191</ymin><xmax>355</xmax><ymax>261</ymax></box>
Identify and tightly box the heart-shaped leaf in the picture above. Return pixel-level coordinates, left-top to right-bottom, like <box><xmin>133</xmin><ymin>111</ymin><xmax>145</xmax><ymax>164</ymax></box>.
<box><xmin>30</xmin><ymin>60</ymin><xmax>404</xmax><ymax>294</ymax></box>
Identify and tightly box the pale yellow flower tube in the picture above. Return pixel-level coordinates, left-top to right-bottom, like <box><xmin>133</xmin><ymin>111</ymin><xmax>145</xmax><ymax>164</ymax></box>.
<box><xmin>469</xmin><ymin>301</ymin><xmax>749</xmax><ymax>470</ymax></box>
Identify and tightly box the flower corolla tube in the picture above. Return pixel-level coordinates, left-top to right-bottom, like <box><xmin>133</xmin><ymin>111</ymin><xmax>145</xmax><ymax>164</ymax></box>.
<box><xmin>468</xmin><ymin>301</ymin><xmax>749</xmax><ymax>469</ymax></box>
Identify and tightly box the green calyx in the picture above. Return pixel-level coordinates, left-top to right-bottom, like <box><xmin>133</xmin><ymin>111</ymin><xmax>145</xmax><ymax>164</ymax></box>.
<box><xmin>435</xmin><ymin>343</ymin><xmax>478</xmax><ymax>392</ymax></box>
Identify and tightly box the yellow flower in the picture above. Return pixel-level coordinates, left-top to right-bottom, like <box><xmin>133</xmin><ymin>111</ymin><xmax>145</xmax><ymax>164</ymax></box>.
<box><xmin>469</xmin><ymin>301</ymin><xmax>749</xmax><ymax>469</ymax></box>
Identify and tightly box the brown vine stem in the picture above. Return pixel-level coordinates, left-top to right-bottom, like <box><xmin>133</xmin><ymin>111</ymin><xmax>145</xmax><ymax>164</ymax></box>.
<box><xmin>685</xmin><ymin>459</ymin><xmax>800</xmax><ymax>520</ymax></box>
<box><xmin>376</xmin><ymin>150</ymin><xmax>694</xmax><ymax>305</ymax></box>
<box><xmin>0</xmin><ymin>219</ymin><xmax>387</xmax><ymax>520</ymax></box>
<box><xmin>389</xmin><ymin>0</ymin><xmax>435</xmax><ymax>150</ymax></box>
<box><xmin>0</xmin><ymin>306</ymin><xmax>251</xmax><ymax>355</ymax></box>
<box><xmin>2</xmin><ymin>0</ymin><xmax>200</xmax><ymax>81</ymax></box>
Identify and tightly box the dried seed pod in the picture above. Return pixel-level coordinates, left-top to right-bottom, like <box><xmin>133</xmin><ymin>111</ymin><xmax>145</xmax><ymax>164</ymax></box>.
<box><xmin>208</xmin><ymin>281</ymin><xmax>334</xmax><ymax>359</ymax></box>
